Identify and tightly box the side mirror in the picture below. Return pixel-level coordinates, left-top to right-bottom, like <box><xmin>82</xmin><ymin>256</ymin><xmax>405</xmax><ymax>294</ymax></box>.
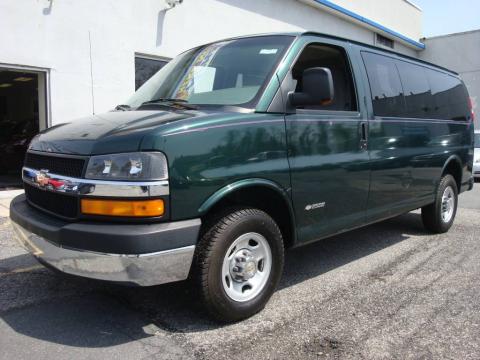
<box><xmin>288</xmin><ymin>67</ymin><xmax>334</xmax><ymax>107</ymax></box>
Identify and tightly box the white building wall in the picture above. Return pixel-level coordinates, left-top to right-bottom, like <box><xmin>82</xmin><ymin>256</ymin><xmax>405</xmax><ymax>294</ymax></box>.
<box><xmin>326</xmin><ymin>0</ymin><xmax>422</xmax><ymax>40</ymax></box>
<box><xmin>0</xmin><ymin>0</ymin><xmax>422</xmax><ymax>126</ymax></box>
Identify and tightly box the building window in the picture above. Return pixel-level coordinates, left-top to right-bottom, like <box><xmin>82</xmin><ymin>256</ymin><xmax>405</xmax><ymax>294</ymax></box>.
<box><xmin>376</xmin><ymin>34</ymin><xmax>394</xmax><ymax>49</ymax></box>
<box><xmin>135</xmin><ymin>55</ymin><xmax>169</xmax><ymax>90</ymax></box>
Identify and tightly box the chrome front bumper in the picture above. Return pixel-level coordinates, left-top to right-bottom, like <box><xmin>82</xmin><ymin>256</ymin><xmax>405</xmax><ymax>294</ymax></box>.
<box><xmin>12</xmin><ymin>222</ymin><xmax>195</xmax><ymax>286</ymax></box>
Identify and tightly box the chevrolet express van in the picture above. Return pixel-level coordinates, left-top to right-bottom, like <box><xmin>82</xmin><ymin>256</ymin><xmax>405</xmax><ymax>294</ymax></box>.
<box><xmin>10</xmin><ymin>33</ymin><xmax>475</xmax><ymax>322</ymax></box>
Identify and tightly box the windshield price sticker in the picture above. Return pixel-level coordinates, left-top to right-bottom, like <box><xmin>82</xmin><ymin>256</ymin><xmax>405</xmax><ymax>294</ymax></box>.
<box><xmin>259</xmin><ymin>49</ymin><xmax>278</xmax><ymax>55</ymax></box>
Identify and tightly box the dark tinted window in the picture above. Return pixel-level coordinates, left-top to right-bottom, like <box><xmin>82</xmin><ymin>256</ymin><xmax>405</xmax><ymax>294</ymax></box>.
<box><xmin>396</xmin><ymin>61</ymin><xmax>434</xmax><ymax>119</ymax></box>
<box><xmin>362</xmin><ymin>52</ymin><xmax>405</xmax><ymax>117</ymax></box>
<box><xmin>135</xmin><ymin>56</ymin><xmax>168</xmax><ymax>90</ymax></box>
<box><xmin>363</xmin><ymin>51</ymin><xmax>470</xmax><ymax>121</ymax></box>
<box><xmin>426</xmin><ymin>69</ymin><xmax>470</xmax><ymax>121</ymax></box>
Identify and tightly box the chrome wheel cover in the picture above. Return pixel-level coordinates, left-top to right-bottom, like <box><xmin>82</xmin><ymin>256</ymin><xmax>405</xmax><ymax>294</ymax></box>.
<box><xmin>441</xmin><ymin>186</ymin><xmax>455</xmax><ymax>223</ymax></box>
<box><xmin>221</xmin><ymin>232</ymin><xmax>272</xmax><ymax>302</ymax></box>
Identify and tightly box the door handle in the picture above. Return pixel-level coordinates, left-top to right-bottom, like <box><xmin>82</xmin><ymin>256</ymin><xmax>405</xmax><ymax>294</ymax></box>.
<box><xmin>360</xmin><ymin>122</ymin><xmax>368</xmax><ymax>150</ymax></box>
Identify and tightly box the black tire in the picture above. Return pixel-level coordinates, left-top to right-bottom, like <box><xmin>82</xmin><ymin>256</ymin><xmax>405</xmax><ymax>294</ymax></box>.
<box><xmin>192</xmin><ymin>207</ymin><xmax>284</xmax><ymax>322</ymax></box>
<box><xmin>421</xmin><ymin>174</ymin><xmax>458</xmax><ymax>233</ymax></box>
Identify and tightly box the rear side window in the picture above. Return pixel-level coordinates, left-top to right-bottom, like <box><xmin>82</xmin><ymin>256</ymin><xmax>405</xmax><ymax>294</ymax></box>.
<box><xmin>361</xmin><ymin>52</ymin><xmax>404</xmax><ymax>117</ymax></box>
<box><xmin>396</xmin><ymin>61</ymin><xmax>434</xmax><ymax>119</ymax></box>
<box><xmin>426</xmin><ymin>69</ymin><xmax>470</xmax><ymax>121</ymax></box>
<box><xmin>362</xmin><ymin>51</ymin><xmax>470</xmax><ymax>121</ymax></box>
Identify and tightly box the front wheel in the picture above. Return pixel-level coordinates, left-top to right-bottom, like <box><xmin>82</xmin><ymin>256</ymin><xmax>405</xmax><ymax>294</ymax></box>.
<box><xmin>422</xmin><ymin>174</ymin><xmax>458</xmax><ymax>233</ymax></box>
<box><xmin>192</xmin><ymin>208</ymin><xmax>284</xmax><ymax>322</ymax></box>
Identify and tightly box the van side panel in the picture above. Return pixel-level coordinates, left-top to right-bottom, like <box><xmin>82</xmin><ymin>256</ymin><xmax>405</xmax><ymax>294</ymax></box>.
<box><xmin>356</xmin><ymin>45</ymin><xmax>474</xmax><ymax>222</ymax></box>
<box><xmin>160</xmin><ymin>113</ymin><xmax>291</xmax><ymax>221</ymax></box>
<box><xmin>366</xmin><ymin>118</ymin><xmax>472</xmax><ymax>221</ymax></box>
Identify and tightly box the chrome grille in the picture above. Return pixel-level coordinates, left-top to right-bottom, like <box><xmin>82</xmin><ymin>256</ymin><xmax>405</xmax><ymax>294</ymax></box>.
<box><xmin>24</xmin><ymin>182</ymin><xmax>78</xmax><ymax>219</ymax></box>
<box><xmin>24</xmin><ymin>152</ymin><xmax>86</xmax><ymax>178</ymax></box>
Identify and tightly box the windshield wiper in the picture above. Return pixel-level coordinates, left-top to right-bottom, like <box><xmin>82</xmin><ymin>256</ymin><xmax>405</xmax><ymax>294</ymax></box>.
<box><xmin>143</xmin><ymin>97</ymin><xmax>189</xmax><ymax>104</ymax></box>
<box><xmin>115</xmin><ymin>104</ymin><xmax>131</xmax><ymax>111</ymax></box>
<box><xmin>141</xmin><ymin>98</ymin><xmax>198</xmax><ymax>109</ymax></box>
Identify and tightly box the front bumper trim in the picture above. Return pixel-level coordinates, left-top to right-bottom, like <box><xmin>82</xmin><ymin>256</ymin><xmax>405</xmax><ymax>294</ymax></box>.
<box><xmin>12</xmin><ymin>222</ymin><xmax>195</xmax><ymax>286</ymax></box>
<box><xmin>23</xmin><ymin>166</ymin><xmax>169</xmax><ymax>198</ymax></box>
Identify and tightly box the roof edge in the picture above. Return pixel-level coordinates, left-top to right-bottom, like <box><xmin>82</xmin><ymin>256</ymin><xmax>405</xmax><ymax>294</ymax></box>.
<box><xmin>402</xmin><ymin>0</ymin><xmax>422</xmax><ymax>12</ymax></box>
<box><xmin>298</xmin><ymin>0</ymin><xmax>425</xmax><ymax>50</ymax></box>
<box><xmin>422</xmin><ymin>28</ymin><xmax>480</xmax><ymax>40</ymax></box>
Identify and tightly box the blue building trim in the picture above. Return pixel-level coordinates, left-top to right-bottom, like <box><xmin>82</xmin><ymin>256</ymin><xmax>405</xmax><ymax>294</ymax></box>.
<box><xmin>309</xmin><ymin>0</ymin><xmax>426</xmax><ymax>49</ymax></box>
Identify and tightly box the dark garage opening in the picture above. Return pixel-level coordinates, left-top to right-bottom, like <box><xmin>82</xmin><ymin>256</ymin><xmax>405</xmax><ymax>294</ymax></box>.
<box><xmin>0</xmin><ymin>69</ymin><xmax>46</xmax><ymax>189</ymax></box>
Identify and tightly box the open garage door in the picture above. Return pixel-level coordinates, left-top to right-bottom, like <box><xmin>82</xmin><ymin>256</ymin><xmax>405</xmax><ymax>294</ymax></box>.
<box><xmin>0</xmin><ymin>68</ymin><xmax>47</xmax><ymax>189</ymax></box>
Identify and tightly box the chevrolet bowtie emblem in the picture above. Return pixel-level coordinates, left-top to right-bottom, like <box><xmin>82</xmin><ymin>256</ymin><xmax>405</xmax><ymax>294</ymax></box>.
<box><xmin>35</xmin><ymin>170</ymin><xmax>50</xmax><ymax>187</ymax></box>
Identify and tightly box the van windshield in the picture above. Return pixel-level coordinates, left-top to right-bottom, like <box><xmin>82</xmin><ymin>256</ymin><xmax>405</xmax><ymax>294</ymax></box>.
<box><xmin>125</xmin><ymin>35</ymin><xmax>293</xmax><ymax>109</ymax></box>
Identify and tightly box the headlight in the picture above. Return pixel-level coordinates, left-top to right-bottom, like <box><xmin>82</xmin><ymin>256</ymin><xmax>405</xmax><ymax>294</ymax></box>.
<box><xmin>85</xmin><ymin>152</ymin><xmax>168</xmax><ymax>181</ymax></box>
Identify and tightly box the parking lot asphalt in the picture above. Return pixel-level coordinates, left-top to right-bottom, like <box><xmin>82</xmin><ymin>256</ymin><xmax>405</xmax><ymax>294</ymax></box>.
<box><xmin>0</xmin><ymin>185</ymin><xmax>479</xmax><ymax>360</ymax></box>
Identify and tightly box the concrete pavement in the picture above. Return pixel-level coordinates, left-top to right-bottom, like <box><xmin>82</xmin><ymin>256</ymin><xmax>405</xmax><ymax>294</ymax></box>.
<box><xmin>0</xmin><ymin>190</ymin><xmax>23</xmax><ymax>217</ymax></box>
<box><xmin>0</xmin><ymin>185</ymin><xmax>479</xmax><ymax>359</ymax></box>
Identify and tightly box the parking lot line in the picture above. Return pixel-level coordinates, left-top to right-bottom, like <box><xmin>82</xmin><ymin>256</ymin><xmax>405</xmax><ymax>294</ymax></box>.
<box><xmin>0</xmin><ymin>265</ymin><xmax>44</xmax><ymax>276</ymax></box>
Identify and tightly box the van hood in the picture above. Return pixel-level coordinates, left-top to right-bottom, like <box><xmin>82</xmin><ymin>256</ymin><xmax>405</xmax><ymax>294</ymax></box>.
<box><xmin>29</xmin><ymin>110</ymin><xmax>216</xmax><ymax>155</ymax></box>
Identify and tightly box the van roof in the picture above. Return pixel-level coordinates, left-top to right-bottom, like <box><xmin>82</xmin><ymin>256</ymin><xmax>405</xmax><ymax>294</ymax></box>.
<box><xmin>213</xmin><ymin>32</ymin><xmax>458</xmax><ymax>77</ymax></box>
<box><xmin>190</xmin><ymin>32</ymin><xmax>459</xmax><ymax>77</ymax></box>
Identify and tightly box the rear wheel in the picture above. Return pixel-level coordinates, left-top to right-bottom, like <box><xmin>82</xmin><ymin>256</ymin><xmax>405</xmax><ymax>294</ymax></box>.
<box><xmin>421</xmin><ymin>174</ymin><xmax>458</xmax><ymax>233</ymax></box>
<box><xmin>193</xmin><ymin>207</ymin><xmax>284</xmax><ymax>322</ymax></box>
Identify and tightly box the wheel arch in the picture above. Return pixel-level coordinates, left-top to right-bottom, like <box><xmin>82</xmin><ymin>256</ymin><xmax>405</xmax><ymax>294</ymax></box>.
<box><xmin>198</xmin><ymin>178</ymin><xmax>297</xmax><ymax>248</ymax></box>
<box><xmin>441</xmin><ymin>155</ymin><xmax>463</xmax><ymax>191</ymax></box>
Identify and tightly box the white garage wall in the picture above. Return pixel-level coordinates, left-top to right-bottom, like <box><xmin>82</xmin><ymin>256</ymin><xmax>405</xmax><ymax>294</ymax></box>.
<box><xmin>0</xmin><ymin>0</ymin><xmax>422</xmax><ymax>126</ymax></box>
<box><xmin>325</xmin><ymin>0</ymin><xmax>422</xmax><ymax>41</ymax></box>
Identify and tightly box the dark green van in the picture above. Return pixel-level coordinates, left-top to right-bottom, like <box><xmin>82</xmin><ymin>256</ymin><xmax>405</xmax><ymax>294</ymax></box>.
<box><xmin>10</xmin><ymin>33</ymin><xmax>475</xmax><ymax>322</ymax></box>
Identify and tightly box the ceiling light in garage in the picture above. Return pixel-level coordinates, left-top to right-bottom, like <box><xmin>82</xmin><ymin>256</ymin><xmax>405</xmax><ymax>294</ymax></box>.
<box><xmin>0</xmin><ymin>83</ymin><xmax>12</xmax><ymax>88</ymax></box>
<box><xmin>14</xmin><ymin>77</ymin><xmax>34</xmax><ymax>82</ymax></box>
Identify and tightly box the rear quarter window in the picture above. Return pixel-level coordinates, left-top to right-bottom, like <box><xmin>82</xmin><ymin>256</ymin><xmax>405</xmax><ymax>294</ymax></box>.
<box><xmin>426</xmin><ymin>69</ymin><xmax>470</xmax><ymax>121</ymax></box>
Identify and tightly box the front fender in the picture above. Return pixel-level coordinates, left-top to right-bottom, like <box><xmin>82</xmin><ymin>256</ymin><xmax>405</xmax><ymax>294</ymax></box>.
<box><xmin>198</xmin><ymin>178</ymin><xmax>292</xmax><ymax>216</ymax></box>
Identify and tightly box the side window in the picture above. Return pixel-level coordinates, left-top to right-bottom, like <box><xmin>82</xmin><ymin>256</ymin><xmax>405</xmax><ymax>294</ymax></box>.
<box><xmin>361</xmin><ymin>52</ymin><xmax>404</xmax><ymax>117</ymax></box>
<box><xmin>135</xmin><ymin>56</ymin><xmax>169</xmax><ymax>90</ymax></box>
<box><xmin>292</xmin><ymin>44</ymin><xmax>357</xmax><ymax>111</ymax></box>
<box><xmin>396</xmin><ymin>61</ymin><xmax>434</xmax><ymax>119</ymax></box>
<box><xmin>426</xmin><ymin>69</ymin><xmax>469</xmax><ymax>121</ymax></box>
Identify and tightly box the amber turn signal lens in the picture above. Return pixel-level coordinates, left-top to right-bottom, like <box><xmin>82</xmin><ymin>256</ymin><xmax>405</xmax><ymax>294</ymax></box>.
<box><xmin>81</xmin><ymin>199</ymin><xmax>164</xmax><ymax>217</ymax></box>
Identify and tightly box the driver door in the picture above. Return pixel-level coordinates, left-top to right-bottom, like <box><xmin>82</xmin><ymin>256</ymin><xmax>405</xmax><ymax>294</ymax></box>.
<box><xmin>283</xmin><ymin>41</ymin><xmax>371</xmax><ymax>245</ymax></box>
